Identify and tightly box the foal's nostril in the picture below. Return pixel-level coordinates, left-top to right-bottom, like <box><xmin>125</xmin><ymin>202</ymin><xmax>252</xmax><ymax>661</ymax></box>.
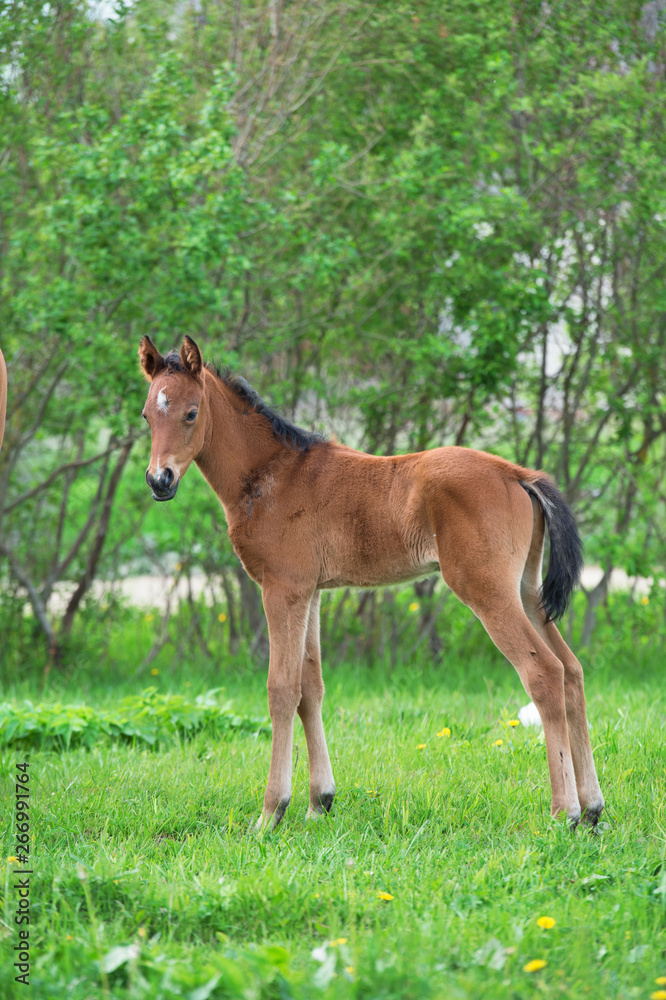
<box><xmin>146</xmin><ymin>466</ymin><xmax>177</xmax><ymax>499</ymax></box>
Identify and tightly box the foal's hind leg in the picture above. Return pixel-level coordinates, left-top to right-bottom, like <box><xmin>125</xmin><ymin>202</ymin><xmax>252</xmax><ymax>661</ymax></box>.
<box><xmin>472</xmin><ymin>599</ymin><xmax>581</xmax><ymax>824</ymax></box>
<box><xmin>521</xmin><ymin>526</ymin><xmax>604</xmax><ymax>824</ymax></box>
<box><xmin>297</xmin><ymin>593</ymin><xmax>336</xmax><ymax>818</ymax></box>
<box><xmin>437</xmin><ymin>498</ymin><xmax>580</xmax><ymax>823</ymax></box>
<box><xmin>534</xmin><ymin>619</ymin><xmax>603</xmax><ymax>824</ymax></box>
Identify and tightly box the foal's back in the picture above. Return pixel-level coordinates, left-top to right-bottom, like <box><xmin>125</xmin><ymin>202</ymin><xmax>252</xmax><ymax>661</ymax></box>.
<box><xmin>249</xmin><ymin>442</ymin><xmax>535</xmax><ymax>593</ymax></box>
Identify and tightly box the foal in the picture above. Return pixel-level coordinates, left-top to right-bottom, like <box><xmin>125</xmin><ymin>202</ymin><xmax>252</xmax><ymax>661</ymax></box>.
<box><xmin>139</xmin><ymin>335</ymin><xmax>604</xmax><ymax>830</ymax></box>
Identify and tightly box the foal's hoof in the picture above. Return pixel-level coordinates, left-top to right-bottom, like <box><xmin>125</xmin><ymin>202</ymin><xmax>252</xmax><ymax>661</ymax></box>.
<box><xmin>305</xmin><ymin>790</ymin><xmax>335</xmax><ymax>821</ymax></box>
<box><xmin>253</xmin><ymin>795</ymin><xmax>291</xmax><ymax>833</ymax></box>
<box><xmin>580</xmin><ymin>800</ymin><xmax>605</xmax><ymax>829</ymax></box>
<box><xmin>552</xmin><ymin>806</ymin><xmax>581</xmax><ymax>830</ymax></box>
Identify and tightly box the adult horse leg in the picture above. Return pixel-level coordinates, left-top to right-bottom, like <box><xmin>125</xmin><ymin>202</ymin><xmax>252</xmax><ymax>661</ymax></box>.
<box><xmin>256</xmin><ymin>579</ymin><xmax>313</xmax><ymax>831</ymax></box>
<box><xmin>520</xmin><ymin>520</ymin><xmax>604</xmax><ymax>825</ymax></box>
<box><xmin>297</xmin><ymin>592</ymin><xmax>336</xmax><ymax>818</ymax></box>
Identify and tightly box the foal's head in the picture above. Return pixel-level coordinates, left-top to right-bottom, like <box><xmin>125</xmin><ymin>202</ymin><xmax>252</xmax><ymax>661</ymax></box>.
<box><xmin>139</xmin><ymin>336</ymin><xmax>208</xmax><ymax>501</ymax></box>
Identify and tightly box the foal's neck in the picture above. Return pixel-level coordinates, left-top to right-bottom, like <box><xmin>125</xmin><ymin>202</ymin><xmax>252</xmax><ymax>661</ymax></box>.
<box><xmin>195</xmin><ymin>369</ymin><xmax>283</xmax><ymax>511</ymax></box>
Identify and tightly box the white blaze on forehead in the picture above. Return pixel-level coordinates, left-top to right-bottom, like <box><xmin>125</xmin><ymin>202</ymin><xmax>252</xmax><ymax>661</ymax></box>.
<box><xmin>156</xmin><ymin>387</ymin><xmax>169</xmax><ymax>414</ymax></box>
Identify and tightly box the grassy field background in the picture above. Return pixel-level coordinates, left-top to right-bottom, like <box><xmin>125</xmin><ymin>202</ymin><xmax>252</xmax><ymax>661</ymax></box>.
<box><xmin>1</xmin><ymin>595</ymin><xmax>665</xmax><ymax>999</ymax></box>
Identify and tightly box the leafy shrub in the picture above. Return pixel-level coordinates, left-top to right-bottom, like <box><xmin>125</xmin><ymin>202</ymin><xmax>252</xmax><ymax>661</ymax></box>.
<box><xmin>0</xmin><ymin>688</ymin><xmax>269</xmax><ymax>751</ymax></box>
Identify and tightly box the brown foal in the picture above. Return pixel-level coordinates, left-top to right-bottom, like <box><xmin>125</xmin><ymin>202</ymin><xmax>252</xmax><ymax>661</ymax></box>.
<box><xmin>139</xmin><ymin>335</ymin><xmax>604</xmax><ymax>831</ymax></box>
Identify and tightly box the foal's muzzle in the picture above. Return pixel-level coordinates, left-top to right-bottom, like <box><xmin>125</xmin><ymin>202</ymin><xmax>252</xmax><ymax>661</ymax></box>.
<box><xmin>146</xmin><ymin>467</ymin><xmax>179</xmax><ymax>502</ymax></box>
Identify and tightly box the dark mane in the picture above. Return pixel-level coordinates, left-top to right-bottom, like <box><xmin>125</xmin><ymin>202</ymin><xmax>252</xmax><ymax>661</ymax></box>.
<box><xmin>207</xmin><ymin>362</ymin><xmax>326</xmax><ymax>454</ymax></box>
<box><xmin>163</xmin><ymin>351</ymin><xmax>187</xmax><ymax>374</ymax></box>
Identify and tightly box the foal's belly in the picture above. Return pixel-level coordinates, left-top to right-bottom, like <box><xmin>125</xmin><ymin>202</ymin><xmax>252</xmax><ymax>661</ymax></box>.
<box><xmin>317</xmin><ymin>519</ymin><xmax>441</xmax><ymax>588</ymax></box>
<box><xmin>318</xmin><ymin>559</ymin><xmax>440</xmax><ymax>590</ymax></box>
<box><xmin>317</xmin><ymin>507</ymin><xmax>440</xmax><ymax>589</ymax></box>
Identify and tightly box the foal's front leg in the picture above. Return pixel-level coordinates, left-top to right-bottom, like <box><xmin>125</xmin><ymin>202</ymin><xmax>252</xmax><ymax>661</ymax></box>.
<box><xmin>298</xmin><ymin>593</ymin><xmax>336</xmax><ymax>818</ymax></box>
<box><xmin>255</xmin><ymin>581</ymin><xmax>312</xmax><ymax>831</ymax></box>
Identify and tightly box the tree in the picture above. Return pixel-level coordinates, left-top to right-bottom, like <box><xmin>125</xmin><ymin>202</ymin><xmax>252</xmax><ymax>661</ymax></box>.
<box><xmin>2</xmin><ymin>0</ymin><xmax>666</xmax><ymax>669</ymax></box>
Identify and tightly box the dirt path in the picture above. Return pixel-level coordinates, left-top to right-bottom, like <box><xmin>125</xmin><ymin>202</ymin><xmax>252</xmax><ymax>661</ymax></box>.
<box><xmin>44</xmin><ymin>566</ymin><xmax>652</xmax><ymax>615</ymax></box>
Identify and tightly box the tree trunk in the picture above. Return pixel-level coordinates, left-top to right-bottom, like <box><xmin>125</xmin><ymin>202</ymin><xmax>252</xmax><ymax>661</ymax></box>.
<box><xmin>581</xmin><ymin>565</ymin><xmax>612</xmax><ymax>648</ymax></box>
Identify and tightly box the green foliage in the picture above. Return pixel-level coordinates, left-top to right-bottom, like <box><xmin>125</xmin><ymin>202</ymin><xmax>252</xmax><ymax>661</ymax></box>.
<box><xmin>2</xmin><ymin>0</ymin><xmax>666</xmax><ymax>660</ymax></box>
<box><xmin>2</xmin><ymin>935</ymin><xmax>294</xmax><ymax>999</ymax></box>
<box><xmin>0</xmin><ymin>688</ymin><xmax>268</xmax><ymax>750</ymax></box>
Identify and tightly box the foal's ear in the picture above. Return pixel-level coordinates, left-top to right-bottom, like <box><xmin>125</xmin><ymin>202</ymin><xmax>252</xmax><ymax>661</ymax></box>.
<box><xmin>180</xmin><ymin>336</ymin><xmax>203</xmax><ymax>378</ymax></box>
<box><xmin>139</xmin><ymin>336</ymin><xmax>166</xmax><ymax>381</ymax></box>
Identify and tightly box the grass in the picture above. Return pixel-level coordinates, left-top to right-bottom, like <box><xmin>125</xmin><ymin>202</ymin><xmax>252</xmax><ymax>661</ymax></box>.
<box><xmin>1</xmin><ymin>625</ymin><xmax>665</xmax><ymax>998</ymax></box>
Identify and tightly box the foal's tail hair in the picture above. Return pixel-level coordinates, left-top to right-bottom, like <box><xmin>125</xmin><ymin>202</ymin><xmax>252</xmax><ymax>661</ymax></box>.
<box><xmin>520</xmin><ymin>477</ymin><xmax>583</xmax><ymax>623</ymax></box>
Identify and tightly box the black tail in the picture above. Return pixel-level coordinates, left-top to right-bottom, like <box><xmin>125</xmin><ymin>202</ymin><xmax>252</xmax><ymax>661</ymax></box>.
<box><xmin>520</xmin><ymin>477</ymin><xmax>583</xmax><ymax>623</ymax></box>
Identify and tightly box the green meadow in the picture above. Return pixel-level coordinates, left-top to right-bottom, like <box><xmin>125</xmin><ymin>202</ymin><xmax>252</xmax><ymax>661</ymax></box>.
<box><xmin>1</xmin><ymin>595</ymin><xmax>665</xmax><ymax>999</ymax></box>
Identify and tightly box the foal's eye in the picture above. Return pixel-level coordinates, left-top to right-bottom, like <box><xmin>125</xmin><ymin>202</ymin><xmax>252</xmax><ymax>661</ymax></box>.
<box><xmin>141</xmin><ymin>412</ymin><xmax>147</xmax><ymax>421</ymax></box>
<box><xmin>186</xmin><ymin>409</ymin><xmax>198</xmax><ymax>423</ymax></box>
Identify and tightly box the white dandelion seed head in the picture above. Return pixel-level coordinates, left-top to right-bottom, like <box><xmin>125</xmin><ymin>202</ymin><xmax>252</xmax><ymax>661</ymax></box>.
<box><xmin>518</xmin><ymin>702</ymin><xmax>543</xmax><ymax>728</ymax></box>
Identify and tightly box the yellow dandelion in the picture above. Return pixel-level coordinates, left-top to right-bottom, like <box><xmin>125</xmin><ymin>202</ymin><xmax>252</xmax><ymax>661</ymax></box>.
<box><xmin>416</xmin><ymin>743</ymin><xmax>427</xmax><ymax>749</ymax></box>
<box><xmin>144</xmin><ymin>613</ymin><xmax>154</xmax><ymax>622</ymax></box>
<box><xmin>408</xmin><ymin>601</ymin><xmax>420</xmax><ymax>612</ymax></box>
<box><xmin>494</xmin><ymin>738</ymin><xmax>504</xmax><ymax>746</ymax></box>
<box><xmin>175</xmin><ymin>562</ymin><xmax>182</xmax><ymax>571</ymax></box>
<box><xmin>66</xmin><ymin>934</ymin><xmax>74</xmax><ymax>941</ymax></box>
<box><xmin>6</xmin><ymin>856</ymin><xmax>18</xmax><ymax>863</ymax></box>
<box><xmin>523</xmin><ymin>959</ymin><xmax>547</xmax><ymax>973</ymax></box>
<box><xmin>508</xmin><ymin>719</ymin><xmax>520</xmax><ymax>727</ymax></box>
<box><xmin>138</xmin><ymin>927</ymin><xmax>147</xmax><ymax>939</ymax></box>
<box><xmin>537</xmin><ymin>916</ymin><xmax>556</xmax><ymax>929</ymax></box>
<box><xmin>151</xmin><ymin>668</ymin><xmax>159</xmax><ymax>676</ymax></box>
<box><xmin>345</xmin><ymin>966</ymin><xmax>355</xmax><ymax>975</ymax></box>
<box><xmin>218</xmin><ymin>612</ymin><xmax>227</xmax><ymax>622</ymax></box>
<box><xmin>437</xmin><ymin>727</ymin><xmax>451</xmax><ymax>737</ymax></box>
<box><xmin>656</xmin><ymin>980</ymin><xmax>666</xmax><ymax>987</ymax></box>
<box><xmin>650</xmin><ymin>992</ymin><xmax>666</xmax><ymax>1000</ymax></box>
<box><xmin>330</xmin><ymin>938</ymin><xmax>348</xmax><ymax>946</ymax></box>
<box><xmin>377</xmin><ymin>891</ymin><xmax>394</xmax><ymax>901</ymax></box>
<box><xmin>641</xmin><ymin>595</ymin><xmax>649</xmax><ymax>605</ymax></box>
<box><xmin>113</xmin><ymin>879</ymin><xmax>119</xmax><ymax>884</ymax></box>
